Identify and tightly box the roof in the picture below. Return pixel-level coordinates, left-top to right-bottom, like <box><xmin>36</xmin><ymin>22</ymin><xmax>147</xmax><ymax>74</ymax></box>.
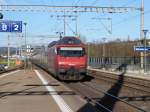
<box><xmin>48</xmin><ymin>36</ymin><xmax>83</xmax><ymax>48</ymax></box>
<box><xmin>57</xmin><ymin>37</ymin><xmax>82</xmax><ymax>45</ymax></box>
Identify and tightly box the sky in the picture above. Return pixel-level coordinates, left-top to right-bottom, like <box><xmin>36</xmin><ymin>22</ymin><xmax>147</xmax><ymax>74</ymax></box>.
<box><xmin>0</xmin><ymin>0</ymin><xmax>150</xmax><ymax>47</ymax></box>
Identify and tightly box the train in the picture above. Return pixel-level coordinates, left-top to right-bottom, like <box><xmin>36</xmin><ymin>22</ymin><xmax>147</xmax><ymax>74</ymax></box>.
<box><xmin>32</xmin><ymin>36</ymin><xmax>87</xmax><ymax>80</ymax></box>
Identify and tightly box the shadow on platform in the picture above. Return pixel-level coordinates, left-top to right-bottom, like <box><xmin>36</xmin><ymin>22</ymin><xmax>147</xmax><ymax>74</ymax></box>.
<box><xmin>0</xmin><ymin>91</ymin><xmax>76</xmax><ymax>97</ymax></box>
<box><xmin>0</xmin><ymin>85</ymin><xmax>76</xmax><ymax>99</ymax></box>
<box><xmin>24</xmin><ymin>83</ymin><xmax>60</xmax><ymax>86</ymax></box>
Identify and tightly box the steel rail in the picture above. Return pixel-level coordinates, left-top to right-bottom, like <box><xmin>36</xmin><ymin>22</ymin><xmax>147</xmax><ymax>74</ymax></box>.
<box><xmin>87</xmin><ymin>72</ymin><xmax>150</xmax><ymax>93</ymax></box>
<box><xmin>65</xmin><ymin>82</ymin><xmax>113</xmax><ymax>112</ymax></box>
<box><xmin>95</xmin><ymin>76</ymin><xmax>150</xmax><ymax>93</ymax></box>
<box><xmin>81</xmin><ymin>82</ymin><xmax>147</xmax><ymax>112</ymax></box>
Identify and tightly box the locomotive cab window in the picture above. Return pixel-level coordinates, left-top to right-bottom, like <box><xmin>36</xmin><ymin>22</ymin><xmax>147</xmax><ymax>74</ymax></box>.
<box><xmin>57</xmin><ymin>47</ymin><xmax>85</xmax><ymax>57</ymax></box>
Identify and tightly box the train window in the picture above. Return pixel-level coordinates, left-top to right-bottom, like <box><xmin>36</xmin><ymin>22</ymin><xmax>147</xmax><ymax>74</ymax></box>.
<box><xmin>57</xmin><ymin>48</ymin><xmax>85</xmax><ymax>57</ymax></box>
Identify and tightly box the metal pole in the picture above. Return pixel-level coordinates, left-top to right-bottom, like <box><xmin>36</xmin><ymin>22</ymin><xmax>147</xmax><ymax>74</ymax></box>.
<box><xmin>76</xmin><ymin>17</ymin><xmax>78</xmax><ymax>37</ymax></box>
<box><xmin>144</xmin><ymin>33</ymin><xmax>146</xmax><ymax>73</ymax></box>
<box><xmin>110</xmin><ymin>18</ymin><xmax>112</xmax><ymax>34</ymax></box>
<box><xmin>19</xmin><ymin>34</ymin><xmax>23</xmax><ymax>57</ymax></box>
<box><xmin>64</xmin><ymin>12</ymin><xmax>66</xmax><ymax>36</ymax></box>
<box><xmin>88</xmin><ymin>43</ymin><xmax>90</xmax><ymax>66</ymax></box>
<box><xmin>16</xmin><ymin>46</ymin><xmax>17</xmax><ymax>56</ymax></box>
<box><xmin>143</xmin><ymin>29</ymin><xmax>148</xmax><ymax>73</ymax></box>
<box><xmin>24</xmin><ymin>22</ymin><xmax>27</xmax><ymax>71</ymax></box>
<box><xmin>20</xmin><ymin>36</ymin><xmax>22</xmax><ymax>57</ymax></box>
<box><xmin>7</xmin><ymin>35</ymin><xmax>10</xmax><ymax>67</ymax></box>
<box><xmin>140</xmin><ymin>0</ymin><xmax>144</xmax><ymax>71</ymax></box>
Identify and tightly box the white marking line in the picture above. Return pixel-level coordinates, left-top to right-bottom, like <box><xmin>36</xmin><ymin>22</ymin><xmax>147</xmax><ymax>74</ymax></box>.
<box><xmin>34</xmin><ymin>70</ymin><xmax>73</xmax><ymax>112</ymax></box>
<box><xmin>0</xmin><ymin>70</ymin><xmax>20</xmax><ymax>78</ymax></box>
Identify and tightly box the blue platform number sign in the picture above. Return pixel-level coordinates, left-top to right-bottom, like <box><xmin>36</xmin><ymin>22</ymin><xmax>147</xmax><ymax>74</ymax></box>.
<box><xmin>0</xmin><ymin>22</ymin><xmax>10</xmax><ymax>32</ymax></box>
<box><xmin>0</xmin><ymin>21</ymin><xmax>22</xmax><ymax>32</ymax></box>
<box><xmin>11</xmin><ymin>21</ymin><xmax>22</xmax><ymax>32</ymax></box>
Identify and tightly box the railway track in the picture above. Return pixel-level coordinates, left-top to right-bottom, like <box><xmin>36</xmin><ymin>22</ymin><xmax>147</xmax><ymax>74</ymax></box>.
<box><xmin>87</xmin><ymin>73</ymin><xmax>150</xmax><ymax>94</ymax></box>
<box><xmin>64</xmin><ymin>70</ymin><xmax>150</xmax><ymax>112</ymax></box>
<box><xmin>34</xmin><ymin>64</ymin><xmax>150</xmax><ymax>111</ymax></box>
<box><xmin>88</xmin><ymin>70</ymin><xmax>150</xmax><ymax>94</ymax></box>
<box><xmin>0</xmin><ymin>65</ymin><xmax>23</xmax><ymax>74</ymax></box>
<box><xmin>65</xmin><ymin>81</ymin><xmax>147</xmax><ymax>112</ymax></box>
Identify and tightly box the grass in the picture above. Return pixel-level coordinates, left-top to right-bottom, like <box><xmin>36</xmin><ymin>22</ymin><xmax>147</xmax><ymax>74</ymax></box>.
<box><xmin>0</xmin><ymin>59</ymin><xmax>16</xmax><ymax>67</ymax></box>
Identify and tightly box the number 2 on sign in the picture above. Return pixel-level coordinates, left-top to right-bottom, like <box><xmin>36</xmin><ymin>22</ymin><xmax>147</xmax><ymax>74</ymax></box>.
<box><xmin>14</xmin><ymin>24</ymin><xmax>19</xmax><ymax>31</ymax></box>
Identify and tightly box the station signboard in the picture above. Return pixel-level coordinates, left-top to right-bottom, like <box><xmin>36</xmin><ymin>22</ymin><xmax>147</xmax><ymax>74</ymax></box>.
<box><xmin>0</xmin><ymin>21</ymin><xmax>22</xmax><ymax>32</ymax></box>
<box><xmin>134</xmin><ymin>46</ymin><xmax>150</xmax><ymax>52</ymax></box>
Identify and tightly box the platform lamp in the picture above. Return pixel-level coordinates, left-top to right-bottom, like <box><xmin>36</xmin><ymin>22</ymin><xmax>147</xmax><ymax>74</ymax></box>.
<box><xmin>142</xmin><ymin>29</ymin><xmax>148</xmax><ymax>73</ymax></box>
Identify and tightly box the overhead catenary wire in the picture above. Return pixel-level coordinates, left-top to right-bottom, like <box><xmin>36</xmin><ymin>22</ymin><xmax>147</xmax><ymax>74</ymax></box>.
<box><xmin>74</xmin><ymin>0</ymin><xmax>81</xmax><ymax>6</ymax></box>
<box><xmin>111</xmin><ymin>0</ymin><xmax>139</xmax><ymax>28</ymax></box>
<box><xmin>50</xmin><ymin>0</ymin><xmax>54</xmax><ymax>5</ymax></box>
<box><xmin>122</xmin><ymin>0</ymin><xmax>138</xmax><ymax>7</ymax></box>
<box><xmin>112</xmin><ymin>9</ymin><xmax>150</xmax><ymax>29</ymax></box>
<box><xmin>114</xmin><ymin>0</ymin><xmax>139</xmax><ymax>24</ymax></box>
<box><xmin>91</xmin><ymin>0</ymin><xmax>100</xmax><ymax>6</ymax></box>
<box><xmin>66</xmin><ymin>22</ymin><xmax>76</xmax><ymax>35</ymax></box>
<box><xmin>90</xmin><ymin>9</ymin><xmax>150</xmax><ymax>40</ymax></box>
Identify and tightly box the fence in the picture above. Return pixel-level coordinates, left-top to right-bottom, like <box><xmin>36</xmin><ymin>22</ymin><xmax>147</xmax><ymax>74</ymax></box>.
<box><xmin>89</xmin><ymin>57</ymin><xmax>150</xmax><ymax>72</ymax></box>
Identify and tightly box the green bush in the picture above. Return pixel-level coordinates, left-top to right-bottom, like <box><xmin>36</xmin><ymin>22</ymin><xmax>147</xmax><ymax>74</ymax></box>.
<box><xmin>0</xmin><ymin>59</ymin><xmax>16</xmax><ymax>67</ymax></box>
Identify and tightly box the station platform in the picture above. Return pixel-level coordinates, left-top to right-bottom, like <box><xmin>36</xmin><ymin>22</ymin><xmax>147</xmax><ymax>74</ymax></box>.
<box><xmin>88</xmin><ymin>66</ymin><xmax>150</xmax><ymax>81</ymax></box>
<box><xmin>0</xmin><ymin>69</ymin><xmax>95</xmax><ymax>112</ymax></box>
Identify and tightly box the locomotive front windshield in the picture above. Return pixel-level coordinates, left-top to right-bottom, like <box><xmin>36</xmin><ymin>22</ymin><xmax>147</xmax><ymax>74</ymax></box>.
<box><xmin>57</xmin><ymin>47</ymin><xmax>85</xmax><ymax>57</ymax></box>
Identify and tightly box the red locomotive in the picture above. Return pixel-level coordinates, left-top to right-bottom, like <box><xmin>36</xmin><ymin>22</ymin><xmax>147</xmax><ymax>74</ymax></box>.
<box><xmin>33</xmin><ymin>36</ymin><xmax>87</xmax><ymax>80</ymax></box>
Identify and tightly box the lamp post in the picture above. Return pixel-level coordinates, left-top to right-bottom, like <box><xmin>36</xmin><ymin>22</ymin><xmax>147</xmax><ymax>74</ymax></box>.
<box><xmin>142</xmin><ymin>29</ymin><xmax>148</xmax><ymax>73</ymax></box>
<box><xmin>24</xmin><ymin>22</ymin><xmax>27</xmax><ymax>70</ymax></box>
